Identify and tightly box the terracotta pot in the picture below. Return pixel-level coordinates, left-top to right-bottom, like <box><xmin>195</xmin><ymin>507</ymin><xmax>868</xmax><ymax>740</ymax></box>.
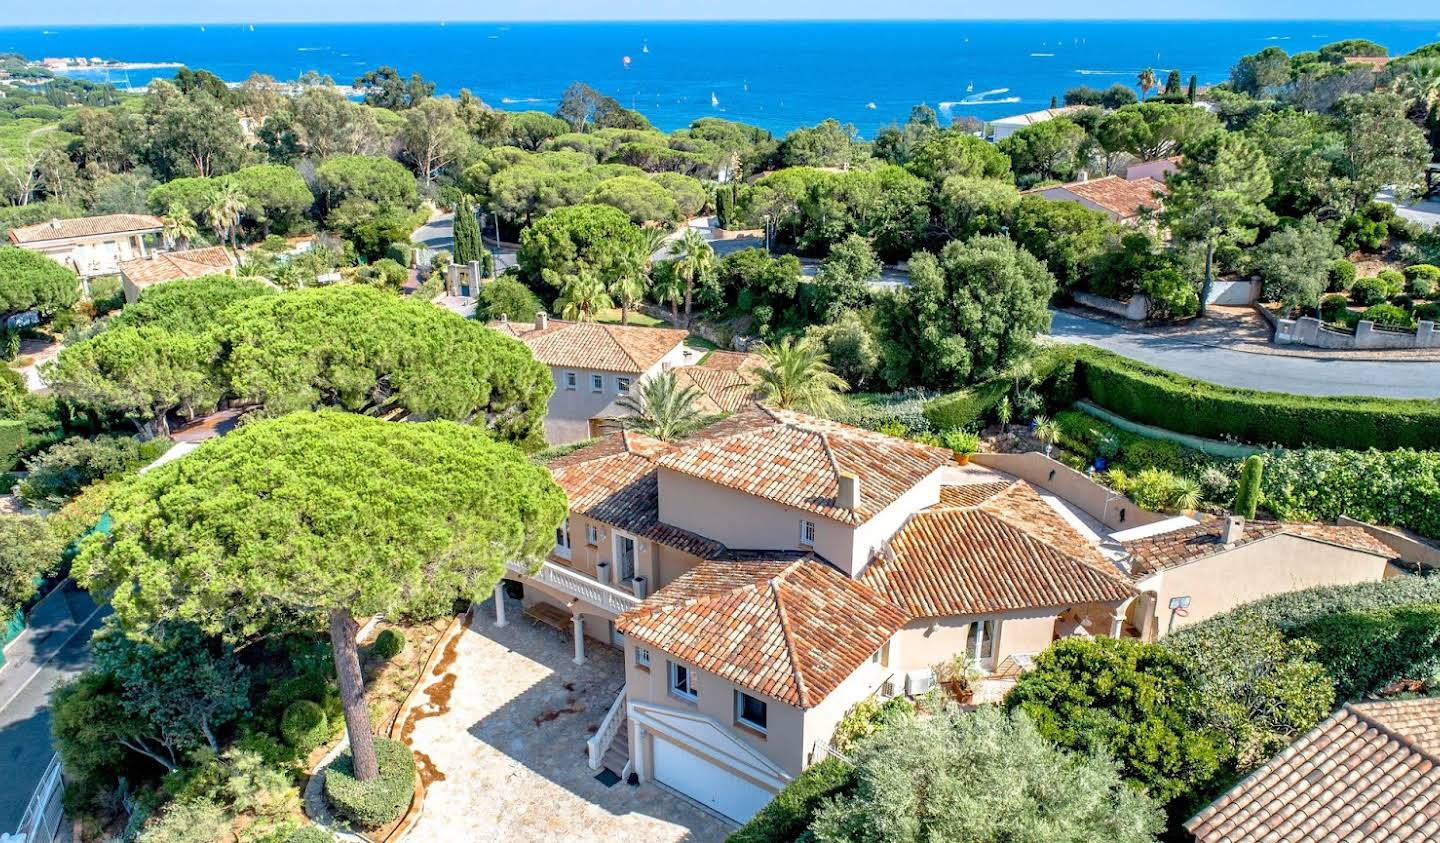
<box><xmin>955</xmin><ymin>454</ymin><xmax>972</xmax><ymax>466</ymax></box>
<box><xmin>941</xmin><ymin>680</ymin><xmax>974</xmax><ymax>704</ymax></box>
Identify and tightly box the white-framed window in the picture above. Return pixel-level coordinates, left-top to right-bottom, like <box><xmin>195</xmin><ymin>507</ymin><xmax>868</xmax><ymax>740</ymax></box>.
<box><xmin>590</xmin><ymin>374</ymin><xmax>604</xmax><ymax>393</ymax></box>
<box><xmin>616</xmin><ymin>376</ymin><xmax>632</xmax><ymax>393</ymax></box>
<box><xmin>564</xmin><ymin>371</ymin><xmax>577</xmax><ymax>391</ymax></box>
<box><xmin>554</xmin><ymin>519</ymin><xmax>571</xmax><ymax>558</ymax></box>
<box><xmin>635</xmin><ymin>647</ymin><xmax>651</xmax><ymax>669</ymax></box>
<box><xmin>735</xmin><ymin>691</ymin><xmax>768</xmax><ymax>732</ymax></box>
<box><xmin>799</xmin><ymin>519</ymin><xmax>816</xmax><ymax>547</ymax></box>
<box><xmin>585</xmin><ymin>524</ymin><xmax>600</xmax><ymax>545</ymax></box>
<box><xmin>669</xmin><ymin>661</ymin><xmax>697</xmax><ymax>701</ymax></box>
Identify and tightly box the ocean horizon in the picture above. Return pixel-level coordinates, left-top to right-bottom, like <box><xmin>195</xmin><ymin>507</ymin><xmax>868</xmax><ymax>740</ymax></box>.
<box><xmin>4</xmin><ymin>20</ymin><xmax>1439</xmax><ymax>134</ymax></box>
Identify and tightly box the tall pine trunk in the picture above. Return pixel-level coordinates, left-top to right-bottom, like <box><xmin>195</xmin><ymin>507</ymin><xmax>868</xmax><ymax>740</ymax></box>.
<box><xmin>683</xmin><ymin>280</ymin><xmax>694</xmax><ymax>328</ymax></box>
<box><xmin>329</xmin><ymin>607</ymin><xmax>379</xmax><ymax>781</ymax></box>
<box><xmin>1198</xmin><ymin>241</ymin><xmax>1215</xmax><ymax>317</ymax></box>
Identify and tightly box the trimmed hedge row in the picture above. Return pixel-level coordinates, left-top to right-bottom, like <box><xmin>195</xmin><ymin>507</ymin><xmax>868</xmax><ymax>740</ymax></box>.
<box><xmin>923</xmin><ymin>346</ymin><xmax>1081</xmax><ymax>430</ymax></box>
<box><xmin>1072</xmin><ymin>347</ymin><xmax>1440</xmax><ymax>450</ymax></box>
<box><xmin>1292</xmin><ymin>604</ymin><xmax>1440</xmax><ymax>701</ymax></box>
<box><xmin>323</xmin><ymin>737</ymin><xmax>416</xmax><ymax>829</ymax></box>
<box><xmin>0</xmin><ymin>419</ymin><xmax>23</xmax><ymax>473</ymax></box>
<box><xmin>727</xmin><ymin>757</ymin><xmax>853</xmax><ymax>843</ymax></box>
<box><xmin>1166</xmin><ymin>576</ymin><xmax>1440</xmax><ymax>639</ymax></box>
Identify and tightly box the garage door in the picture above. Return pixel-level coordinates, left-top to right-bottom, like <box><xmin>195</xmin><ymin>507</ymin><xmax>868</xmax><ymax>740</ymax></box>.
<box><xmin>652</xmin><ymin>737</ymin><xmax>774</xmax><ymax>823</ymax></box>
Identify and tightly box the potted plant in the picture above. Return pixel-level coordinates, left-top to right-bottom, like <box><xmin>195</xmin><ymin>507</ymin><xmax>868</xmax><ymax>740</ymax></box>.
<box><xmin>1094</xmin><ymin>431</ymin><xmax>1120</xmax><ymax>471</ymax></box>
<box><xmin>1033</xmin><ymin>415</ymin><xmax>1060</xmax><ymax>457</ymax></box>
<box><xmin>943</xmin><ymin>430</ymin><xmax>981</xmax><ymax>465</ymax></box>
<box><xmin>933</xmin><ymin>654</ymin><xmax>983</xmax><ymax>704</ymax></box>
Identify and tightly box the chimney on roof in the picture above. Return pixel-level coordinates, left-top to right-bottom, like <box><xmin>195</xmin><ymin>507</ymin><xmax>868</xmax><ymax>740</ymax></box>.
<box><xmin>536</xmin><ymin>311</ymin><xmax>548</xmax><ymax>330</ymax></box>
<box><xmin>838</xmin><ymin>472</ymin><xmax>861</xmax><ymax>511</ymax></box>
<box><xmin>49</xmin><ymin>219</ymin><xmax>61</xmax><ymax>229</ymax></box>
<box><xmin>1078</xmin><ymin>171</ymin><xmax>1089</xmax><ymax>183</ymax></box>
<box><xmin>1221</xmin><ymin>515</ymin><xmax>1245</xmax><ymax>547</ymax></box>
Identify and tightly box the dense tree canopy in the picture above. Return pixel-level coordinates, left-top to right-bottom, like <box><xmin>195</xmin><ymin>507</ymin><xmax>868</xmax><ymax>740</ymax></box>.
<box><xmin>809</xmin><ymin>706</ymin><xmax>1163</xmax><ymax>843</ymax></box>
<box><xmin>0</xmin><ymin>246</ymin><xmax>80</xmax><ymax>321</ymax></box>
<box><xmin>516</xmin><ymin>203</ymin><xmax>644</xmax><ymax>292</ymax></box>
<box><xmin>108</xmin><ymin>275</ymin><xmax>274</xmax><ymax>334</ymax></box>
<box><xmin>0</xmin><ymin>514</ymin><xmax>63</xmax><ymax>620</ymax></box>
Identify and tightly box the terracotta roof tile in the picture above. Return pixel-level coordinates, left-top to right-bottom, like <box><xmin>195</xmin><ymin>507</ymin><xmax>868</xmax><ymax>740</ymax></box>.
<box><xmin>656</xmin><ymin>405</ymin><xmax>952</xmax><ymax>526</ymax></box>
<box><xmin>618</xmin><ymin>554</ymin><xmax>907</xmax><ymax>707</ymax></box>
<box><xmin>489</xmin><ymin>318</ymin><xmax>690</xmax><ymax>374</ymax></box>
<box><xmin>861</xmin><ymin>480</ymin><xmax>1135</xmax><ymax>617</ymax></box>
<box><xmin>8</xmin><ymin>213</ymin><xmax>162</xmax><ymax>244</ymax></box>
<box><xmin>549</xmin><ymin>431</ymin><xmax>722</xmax><ymax>558</ymax></box>
<box><xmin>117</xmin><ymin>247</ymin><xmax>236</xmax><ymax>287</ymax></box>
<box><xmin>1027</xmin><ymin>175</ymin><xmax>1167</xmax><ymax>221</ymax></box>
<box><xmin>1188</xmin><ymin>698</ymin><xmax>1440</xmax><ymax>842</ymax></box>
<box><xmin>1123</xmin><ymin>519</ymin><xmax>1397</xmax><ymax>578</ymax></box>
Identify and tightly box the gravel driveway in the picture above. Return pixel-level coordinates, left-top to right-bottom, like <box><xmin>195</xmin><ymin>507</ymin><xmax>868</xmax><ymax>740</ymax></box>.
<box><xmin>402</xmin><ymin>598</ymin><xmax>734</xmax><ymax>843</ymax></box>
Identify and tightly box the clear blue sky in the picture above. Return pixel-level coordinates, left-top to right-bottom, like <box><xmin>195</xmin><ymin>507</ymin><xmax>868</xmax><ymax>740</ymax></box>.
<box><xmin>6</xmin><ymin>2</ymin><xmax>1439</xmax><ymax>26</ymax></box>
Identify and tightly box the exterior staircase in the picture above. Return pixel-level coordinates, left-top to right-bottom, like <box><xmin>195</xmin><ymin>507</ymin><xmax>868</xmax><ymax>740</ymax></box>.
<box><xmin>601</xmin><ymin>721</ymin><xmax>629</xmax><ymax>775</ymax></box>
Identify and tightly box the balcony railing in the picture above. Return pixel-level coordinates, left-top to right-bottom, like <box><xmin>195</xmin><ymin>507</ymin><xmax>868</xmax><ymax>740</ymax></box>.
<box><xmin>507</xmin><ymin>558</ymin><xmax>641</xmax><ymax>616</ymax></box>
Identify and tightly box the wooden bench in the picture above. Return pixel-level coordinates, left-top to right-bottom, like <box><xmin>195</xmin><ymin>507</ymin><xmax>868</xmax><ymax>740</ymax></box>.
<box><xmin>523</xmin><ymin>602</ymin><xmax>572</xmax><ymax>635</ymax></box>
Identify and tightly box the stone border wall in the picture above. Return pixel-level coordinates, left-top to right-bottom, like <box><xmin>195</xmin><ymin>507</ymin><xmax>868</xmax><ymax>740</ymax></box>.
<box><xmin>1275</xmin><ymin>315</ymin><xmax>1439</xmax><ymax>350</ymax></box>
<box><xmin>1073</xmin><ymin>292</ymin><xmax>1149</xmax><ymax>321</ymax></box>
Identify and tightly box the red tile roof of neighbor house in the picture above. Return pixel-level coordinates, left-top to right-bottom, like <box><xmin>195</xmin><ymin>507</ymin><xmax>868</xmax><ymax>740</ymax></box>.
<box><xmin>117</xmin><ymin>247</ymin><xmax>235</xmax><ymax>287</ymax></box>
<box><xmin>8</xmin><ymin>213</ymin><xmax>163</xmax><ymax>245</ymax></box>
<box><xmin>548</xmin><ymin>430</ymin><xmax>723</xmax><ymax>559</ymax></box>
<box><xmin>618</xmin><ymin>553</ymin><xmax>908</xmax><ymax>708</ymax></box>
<box><xmin>860</xmin><ymin>479</ymin><xmax>1135</xmax><ymax>618</ymax></box>
<box><xmin>1186</xmin><ymin>697</ymin><xmax>1440</xmax><ymax>842</ymax></box>
<box><xmin>1029</xmin><ymin>175</ymin><xmax>1168</xmax><ymax>221</ymax></box>
<box><xmin>489</xmin><ymin>317</ymin><xmax>690</xmax><ymax>374</ymax></box>
<box><xmin>1122</xmin><ymin>518</ymin><xmax>1397</xmax><ymax>579</ymax></box>
<box><xmin>656</xmin><ymin>405</ymin><xmax>953</xmax><ymax>526</ymax></box>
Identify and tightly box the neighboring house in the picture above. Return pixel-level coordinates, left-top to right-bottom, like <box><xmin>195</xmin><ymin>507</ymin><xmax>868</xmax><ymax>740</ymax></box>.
<box><xmin>493</xmin><ymin>408</ymin><xmax>1399</xmax><ymax>824</ymax></box>
<box><xmin>988</xmin><ymin>105</ymin><xmax>1090</xmax><ymax>141</ymax></box>
<box><xmin>1122</xmin><ymin>156</ymin><xmax>1181</xmax><ymax>183</ymax></box>
<box><xmin>1187</xmin><ymin>697</ymin><xmax>1440</xmax><ymax>842</ymax></box>
<box><xmin>8</xmin><ymin>214</ymin><xmax>163</xmax><ymax>278</ymax></box>
<box><xmin>589</xmin><ymin>351</ymin><xmax>764</xmax><ymax>438</ymax></box>
<box><xmin>118</xmin><ymin>246</ymin><xmax>238</xmax><ymax>303</ymax></box>
<box><xmin>1025</xmin><ymin>174</ymin><xmax>1168</xmax><ymax>224</ymax></box>
<box><xmin>490</xmin><ymin>314</ymin><xmax>696</xmax><ymax>445</ymax></box>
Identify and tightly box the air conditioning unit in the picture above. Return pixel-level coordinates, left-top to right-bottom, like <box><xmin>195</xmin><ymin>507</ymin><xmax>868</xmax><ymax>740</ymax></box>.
<box><xmin>905</xmin><ymin>668</ymin><xmax>936</xmax><ymax>696</ymax></box>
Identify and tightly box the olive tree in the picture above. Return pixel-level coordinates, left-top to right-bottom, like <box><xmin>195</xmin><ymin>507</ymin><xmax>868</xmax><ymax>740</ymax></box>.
<box><xmin>76</xmin><ymin>411</ymin><xmax>567</xmax><ymax>781</ymax></box>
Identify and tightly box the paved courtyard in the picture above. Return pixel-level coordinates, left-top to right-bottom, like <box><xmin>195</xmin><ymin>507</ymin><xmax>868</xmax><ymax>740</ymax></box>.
<box><xmin>402</xmin><ymin>595</ymin><xmax>735</xmax><ymax>843</ymax></box>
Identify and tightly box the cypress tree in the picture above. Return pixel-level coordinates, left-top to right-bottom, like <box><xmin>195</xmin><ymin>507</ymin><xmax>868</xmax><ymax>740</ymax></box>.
<box><xmin>1232</xmin><ymin>455</ymin><xmax>1264</xmax><ymax>519</ymax></box>
<box><xmin>453</xmin><ymin>197</ymin><xmax>484</xmax><ymax>267</ymax></box>
<box><xmin>1050</xmin><ymin>95</ymin><xmax>1058</xmax><ymax>109</ymax></box>
<box><xmin>1164</xmin><ymin>70</ymin><xmax>1182</xmax><ymax>98</ymax></box>
<box><xmin>715</xmin><ymin>185</ymin><xmax>733</xmax><ymax>230</ymax></box>
<box><xmin>1187</xmin><ymin>74</ymin><xmax>1198</xmax><ymax>104</ymax></box>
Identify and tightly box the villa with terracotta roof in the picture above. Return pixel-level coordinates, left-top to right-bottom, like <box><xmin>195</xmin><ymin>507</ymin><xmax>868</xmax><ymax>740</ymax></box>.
<box><xmin>489</xmin><ymin>313</ymin><xmax>698</xmax><ymax>444</ymax></box>
<box><xmin>1187</xmin><ymin>696</ymin><xmax>1440</xmax><ymax>842</ymax></box>
<box><xmin>589</xmin><ymin>351</ymin><xmax>764</xmax><ymax>438</ymax></box>
<box><xmin>8</xmin><ymin>213</ymin><xmax>163</xmax><ymax>277</ymax></box>
<box><xmin>1026</xmin><ymin>173</ymin><xmax>1169</xmax><ymax>224</ymax></box>
<box><xmin>118</xmin><ymin>246</ymin><xmax>239</xmax><ymax>303</ymax></box>
<box><xmin>487</xmin><ymin>404</ymin><xmax>1405</xmax><ymax>823</ymax></box>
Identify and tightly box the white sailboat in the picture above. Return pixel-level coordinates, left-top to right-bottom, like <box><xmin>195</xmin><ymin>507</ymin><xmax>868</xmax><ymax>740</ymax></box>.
<box><xmin>710</xmin><ymin>91</ymin><xmax>719</xmax><ymax>107</ymax></box>
<box><xmin>642</xmin><ymin>40</ymin><xmax>649</xmax><ymax>54</ymax></box>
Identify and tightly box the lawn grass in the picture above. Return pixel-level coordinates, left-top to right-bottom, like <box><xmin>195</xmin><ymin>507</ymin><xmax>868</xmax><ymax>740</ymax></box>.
<box><xmin>594</xmin><ymin>308</ymin><xmax>667</xmax><ymax>327</ymax></box>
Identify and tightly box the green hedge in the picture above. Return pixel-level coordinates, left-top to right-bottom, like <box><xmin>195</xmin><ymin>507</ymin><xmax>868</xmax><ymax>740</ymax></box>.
<box><xmin>1262</xmin><ymin>449</ymin><xmax>1440</xmax><ymax>540</ymax></box>
<box><xmin>1167</xmin><ymin>576</ymin><xmax>1440</xmax><ymax>641</ymax></box>
<box><xmin>323</xmin><ymin>737</ymin><xmax>416</xmax><ymax>829</ymax></box>
<box><xmin>0</xmin><ymin>419</ymin><xmax>23</xmax><ymax>473</ymax></box>
<box><xmin>727</xmin><ymin>758</ymin><xmax>854</xmax><ymax>843</ymax></box>
<box><xmin>1291</xmin><ymin>604</ymin><xmax>1440</xmax><ymax>701</ymax></box>
<box><xmin>1071</xmin><ymin>346</ymin><xmax>1440</xmax><ymax>450</ymax></box>
<box><xmin>281</xmin><ymin>700</ymin><xmax>329</xmax><ymax>754</ymax></box>
<box><xmin>923</xmin><ymin>346</ymin><xmax>1081</xmax><ymax>430</ymax></box>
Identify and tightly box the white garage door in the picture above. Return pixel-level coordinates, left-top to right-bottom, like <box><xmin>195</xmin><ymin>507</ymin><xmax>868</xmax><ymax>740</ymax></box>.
<box><xmin>652</xmin><ymin>737</ymin><xmax>774</xmax><ymax>823</ymax></box>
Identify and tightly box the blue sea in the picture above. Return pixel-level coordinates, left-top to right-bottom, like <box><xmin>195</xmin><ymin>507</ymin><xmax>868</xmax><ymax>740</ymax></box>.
<box><xmin>3</xmin><ymin>20</ymin><xmax>1440</xmax><ymax>136</ymax></box>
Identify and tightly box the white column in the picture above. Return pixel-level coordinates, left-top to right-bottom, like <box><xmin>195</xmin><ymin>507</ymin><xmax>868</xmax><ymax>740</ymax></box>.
<box><xmin>493</xmin><ymin>584</ymin><xmax>507</xmax><ymax>627</ymax></box>
<box><xmin>572</xmin><ymin>614</ymin><xmax>586</xmax><ymax>665</ymax></box>
<box><xmin>632</xmin><ymin>723</ymin><xmax>648</xmax><ymax>781</ymax></box>
<box><xmin>1110</xmin><ymin>598</ymin><xmax>1135</xmax><ymax>639</ymax></box>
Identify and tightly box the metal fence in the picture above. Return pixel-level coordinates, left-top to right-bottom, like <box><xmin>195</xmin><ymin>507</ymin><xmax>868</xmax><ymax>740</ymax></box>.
<box><xmin>11</xmin><ymin>753</ymin><xmax>65</xmax><ymax>843</ymax></box>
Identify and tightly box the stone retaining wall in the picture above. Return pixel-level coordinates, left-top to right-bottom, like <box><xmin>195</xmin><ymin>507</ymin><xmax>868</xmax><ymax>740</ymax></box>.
<box><xmin>1073</xmin><ymin>292</ymin><xmax>1149</xmax><ymax>321</ymax></box>
<box><xmin>1275</xmin><ymin>315</ymin><xmax>1440</xmax><ymax>350</ymax></box>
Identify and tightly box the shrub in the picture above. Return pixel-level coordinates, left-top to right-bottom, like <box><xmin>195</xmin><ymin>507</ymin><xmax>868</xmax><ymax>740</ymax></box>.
<box><xmin>1320</xmin><ymin>293</ymin><xmax>1350</xmax><ymax>322</ymax></box>
<box><xmin>0</xmin><ymin>419</ymin><xmax>23</xmax><ymax>473</ymax></box>
<box><xmin>1416</xmin><ymin>302</ymin><xmax>1440</xmax><ymax>323</ymax></box>
<box><xmin>289</xmin><ymin>828</ymin><xmax>337</xmax><ymax>843</ymax></box>
<box><xmin>922</xmin><ymin>346</ymin><xmax>1080</xmax><ymax>430</ymax></box>
<box><xmin>281</xmin><ymin>700</ymin><xmax>329</xmax><ymax>754</ymax></box>
<box><xmin>1262</xmin><ymin>449</ymin><xmax>1440</xmax><ymax>539</ymax></box>
<box><xmin>728</xmin><ymin>758</ymin><xmax>854</xmax><ymax>843</ymax></box>
<box><xmin>1169</xmin><ymin>575</ymin><xmax>1440</xmax><ymax>641</ymax></box>
<box><xmin>1291</xmin><ymin>604</ymin><xmax>1440</xmax><ymax>701</ymax></box>
<box><xmin>1391</xmin><ymin>294</ymin><xmax>1414</xmax><ymax>311</ymax></box>
<box><xmin>1362</xmin><ymin>303</ymin><xmax>1413</xmax><ymax>328</ymax></box>
<box><xmin>1327</xmin><ymin>258</ymin><xmax>1357</xmax><ymax>292</ymax></box>
<box><xmin>1350</xmin><ymin>277</ymin><xmax>1388</xmax><ymax>305</ymax></box>
<box><xmin>1139</xmin><ymin>267</ymin><xmax>1198</xmax><ymax>320</ymax></box>
<box><xmin>386</xmin><ymin>242</ymin><xmax>413</xmax><ymax>268</ymax></box>
<box><xmin>135</xmin><ymin>798</ymin><xmax>229</xmax><ymax>843</ymax></box>
<box><xmin>371</xmin><ymin>628</ymin><xmax>406</xmax><ymax>659</ymax></box>
<box><xmin>323</xmin><ymin>737</ymin><xmax>416</xmax><ymax>829</ymax></box>
<box><xmin>941</xmin><ymin>429</ymin><xmax>980</xmax><ymax>457</ymax></box>
<box><xmin>1232</xmin><ymin>454</ymin><xmax>1263</xmax><ymax>518</ymax></box>
<box><xmin>15</xmin><ymin>435</ymin><xmax>147</xmax><ymax>508</ymax></box>
<box><xmin>831</xmin><ymin>696</ymin><xmax>916</xmax><ymax>754</ymax></box>
<box><xmin>1404</xmin><ymin>264</ymin><xmax>1439</xmax><ymax>297</ymax></box>
<box><xmin>1377</xmin><ymin>269</ymin><xmax>1407</xmax><ymax>297</ymax></box>
<box><xmin>1072</xmin><ymin>346</ymin><xmax>1440</xmax><ymax>450</ymax></box>
<box><xmin>1123</xmin><ymin>468</ymin><xmax>1200</xmax><ymax>512</ymax></box>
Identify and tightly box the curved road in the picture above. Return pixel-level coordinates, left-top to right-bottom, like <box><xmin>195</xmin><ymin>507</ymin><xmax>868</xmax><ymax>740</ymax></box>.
<box><xmin>1049</xmin><ymin>310</ymin><xmax>1440</xmax><ymax>399</ymax></box>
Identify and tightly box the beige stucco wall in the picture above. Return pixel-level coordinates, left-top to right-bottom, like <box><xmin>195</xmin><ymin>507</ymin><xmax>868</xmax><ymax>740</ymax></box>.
<box><xmin>1141</xmin><ymin>534</ymin><xmax>1391</xmax><ymax>637</ymax></box>
<box><xmin>553</xmin><ymin>511</ymin><xmax>705</xmax><ymax>593</ymax></box>
<box><xmin>971</xmin><ymin>452</ymin><xmax>1171</xmax><ymax>531</ymax></box>
<box><xmin>893</xmin><ymin>607</ymin><xmax>1059</xmax><ymax>674</ymax></box>
<box><xmin>799</xmin><ymin>646</ymin><xmax>894</xmax><ymax>762</ymax></box>
<box><xmin>541</xmin><ymin>342</ymin><xmax>693</xmax><ymax>445</ymax></box>
<box><xmin>656</xmin><ymin>466</ymin><xmax>944</xmax><ymax>576</ymax></box>
<box><xmin>625</xmin><ymin>641</ymin><xmax>807</xmax><ymax>779</ymax></box>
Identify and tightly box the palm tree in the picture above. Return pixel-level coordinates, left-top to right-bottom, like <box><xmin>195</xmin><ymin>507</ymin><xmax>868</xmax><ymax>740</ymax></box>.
<box><xmin>206</xmin><ymin>182</ymin><xmax>246</xmax><ymax>249</ymax></box>
<box><xmin>616</xmin><ymin>371</ymin><xmax>707</xmax><ymax>441</ymax></box>
<box><xmin>1137</xmin><ymin>68</ymin><xmax>1157</xmax><ymax>101</ymax></box>
<box><xmin>752</xmin><ymin>335</ymin><xmax>849</xmax><ymax>416</ymax></box>
<box><xmin>1393</xmin><ymin>58</ymin><xmax>1440</xmax><ymax>110</ymax></box>
<box><xmin>555</xmin><ymin>271</ymin><xmax>613</xmax><ymax>321</ymax></box>
<box><xmin>609</xmin><ymin>239</ymin><xmax>652</xmax><ymax>326</ymax></box>
<box><xmin>652</xmin><ymin>270</ymin><xmax>684</xmax><ymax>323</ymax></box>
<box><xmin>668</xmin><ymin>228</ymin><xmax>715</xmax><ymax>328</ymax></box>
<box><xmin>161</xmin><ymin>204</ymin><xmax>198</xmax><ymax>251</ymax></box>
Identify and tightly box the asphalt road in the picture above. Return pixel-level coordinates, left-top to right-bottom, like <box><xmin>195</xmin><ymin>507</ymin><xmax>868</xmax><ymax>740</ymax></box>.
<box><xmin>1049</xmin><ymin>310</ymin><xmax>1440</xmax><ymax>399</ymax></box>
<box><xmin>0</xmin><ymin>585</ymin><xmax>106</xmax><ymax>831</ymax></box>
